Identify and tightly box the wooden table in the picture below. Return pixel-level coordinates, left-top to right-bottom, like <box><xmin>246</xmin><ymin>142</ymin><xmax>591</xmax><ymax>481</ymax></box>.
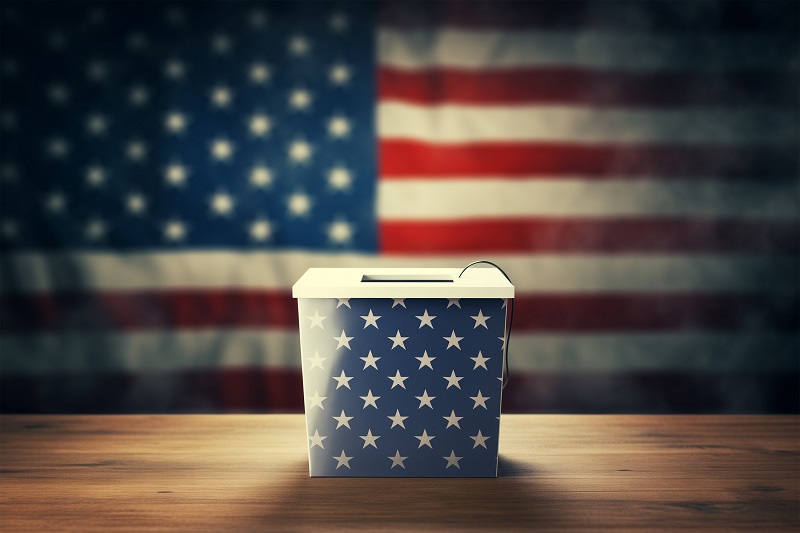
<box><xmin>1</xmin><ymin>415</ymin><xmax>798</xmax><ymax>531</ymax></box>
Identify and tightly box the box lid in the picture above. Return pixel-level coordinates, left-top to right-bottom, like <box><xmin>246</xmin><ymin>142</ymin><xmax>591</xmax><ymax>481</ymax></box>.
<box><xmin>292</xmin><ymin>267</ymin><xmax>514</xmax><ymax>299</ymax></box>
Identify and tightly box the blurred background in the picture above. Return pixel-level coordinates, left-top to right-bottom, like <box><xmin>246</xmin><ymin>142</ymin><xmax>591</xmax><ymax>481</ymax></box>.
<box><xmin>0</xmin><ymin>0</ymin><xmax>797</xmax><ymax>414</ymax></box>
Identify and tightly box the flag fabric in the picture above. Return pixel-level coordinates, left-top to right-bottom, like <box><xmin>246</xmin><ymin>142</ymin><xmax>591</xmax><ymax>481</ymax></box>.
<box><xmin>298</xmin><ymin>296</ymin><xmax>505</xmax><ymax>477</ymax></box>
<box><xmin>0</xmin><ymin>1</ymin><xmax>798</xmax><ymax>413</ymax></box>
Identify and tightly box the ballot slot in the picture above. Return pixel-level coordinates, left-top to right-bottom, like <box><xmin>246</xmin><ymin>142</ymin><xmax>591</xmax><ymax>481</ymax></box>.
<box><xmin>360</xmin><ymin>274</ymin><xmax>454</xmax><ymax>283</ymax></box>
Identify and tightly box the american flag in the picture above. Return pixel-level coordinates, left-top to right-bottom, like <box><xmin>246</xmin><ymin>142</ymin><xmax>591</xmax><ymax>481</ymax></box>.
<box><xmin>297</xmin><ymin>294</ymin><xmax>506</xmax><ymax>477</ymax></box>
<box><xmin>0</xmin><ymin>1</ymin><xmax>798</xmax><ymax>413</ymax></box>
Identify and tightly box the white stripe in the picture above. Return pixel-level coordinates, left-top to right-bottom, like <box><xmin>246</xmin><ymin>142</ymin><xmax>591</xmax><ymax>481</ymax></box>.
<box><xmin>0</xmin><ymin>330</ymin><xmax>795</xmax><ymax>374</ymax></box>
<box><xmin>378</xmin><ymin>180</ymin><xmax>799</xmax><ymax>219</ymax></box>
<box><xmin>378</xmin><ymin>103</ymin><xmax>799</xmax><ymax>144</ymax></box>
<box><xmin>2</xmin><ymin>252</ymin><xmax>797</xmax><ymax>293</ymax></box>
<box><xmin>378</xmin><ymin>29</ymin><xmax>798</xmax><ymax>71</ymax></box>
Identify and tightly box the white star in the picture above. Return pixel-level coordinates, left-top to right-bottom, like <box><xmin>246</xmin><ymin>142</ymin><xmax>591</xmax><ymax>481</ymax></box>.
<box><xmin>46</xmin><ymin>137</ymin><xmax>69</xmax><ymax>158</ymax></box>
<box><xmin>165</xmin><ymin>111</ymin><xmax>187</xmax><ymax>134</ymax></box>
<box><xmin>288</xmin><ymin>35</ymin><xmax>310</xmax><ymax>56</ymax></box>
<box><xmin>334</xmin><ymin>450</ymin><xmax>352</xmax><ymax>469</ymax></box>
<box><xmin>85</xmin><ymin>218</ymin><xmax>106</xmax><ymax>241</ymax></box>
<box><xmin>444</xmin><ymin>370</ymin><xmax>463</xmax><ymax>390</ymax></box>
<box><xmin>306</xmin><ymin>310</ymin><xmax>326</xmax><ymax>330</ymax></box>
<box><xmin>332</xmin><ymin>370</ymin><xmax>354</xmax><ymax>390</ymax></box>
<box><xmin>415</xmin><ymin>310</ymin><xmax>436</xmax><ymax>328</ymax></box>
<box><xmin>0</xmin><ymin>219</ymin><xmax>18</xmax><ymax>240</ymax></box>
<box><xmin>129</xmin><ymin>85</ymin><xmax>149</xmax><ymax>106</ymax></box>
<box><xmin>126</xmin><ymin>140</ymin><xmax>147</xmax><ymax>161</ymax></box>
<box><xmin>211</xmin><ymin>33</ymin><xmax>232</xmax><ymax>54</ymax></box>
<box><xmin>415</xmin><ymin>430</ymin><xmax>435</xmax><ymax>449</ymax></box>
<box><xmin>249</xmin><ymin>113</ymin><xmax>271</xmax><ymax>136</ymax></box>
<box><xmin>470</xmin><ymin>430</ymin><xmax>490</xmax><ymax>449</ymax></box>
<box><xmin>470</xmin><ymin>390</ymin><xmax>490</xmax><ymax>410</ymax></box>
<box><xmin>211</xmin><ymin>85</ymin><xmax>233</xmax><ymax>108</ymax></box>
<box><xmin>127</xmin><ymin>32</ymin><xmax>147</xmax><ymax>51</ymax></box>
<box><xmin>287</xmin><ymin>192</ymin><xmax>312</xmax><ymax>217</ymax></box>
<box><xmin>165</xmin><ymin>59</ymin><xmax>186</xmax><ymax>80</ymax></box>
<box><xmin>328</xmin><ymin>166</ymin><xmax>352</xmax><ymax>190</ymax></box>
<box><xmin>306</xmin><ymin>351</ymin><xmax>326</xmax><ymax>370</ymax></box>
<box><xmin>498</xmin><ymin>336</ymin><xmax>506</xmax><ymax>349</ymax></box>
<box><xmin>333</xmin><ymin>410</ymin><xmax>353</xmax><ymax>429</ymax></box>
<box><xmin>471</xmin><ymin>310</ymin><xmax>491</xmax><ymax>329</ymax></box>
<box><xmin>333</xmin><ymin>330</ymin><xmax>354</xmax><ymax>350</ymax></box>
<box><xmin>389</xmin><ymin>450</ymin><xmax>407</xmax><ymax>469</ymax></box>
<box><xmin>329</xmin><ymin>62</ymin><xmax>351</xmax><ymax>85</ymax></box>
<box><xmin>211</xmin><ymin>138</ymin><xmax>234</xmax><ymax>161</ymax></box>
<box><xmin>360</xmin><ymin>390</ymin><xmax>380</xmax><ymax>409</ymax></box>
<box><xmin>415</xmin><ymin>390</ymin><xmax>435</xmax><ymax>409</ymax></box>
<box><xmin>388</xmin><ymin>370</ymin><xmax>408</xmax><ymax>389</ymax></box>
<box><xmin>330</xmin><ymin>12</ymin><xmax>349</xmax><ymax>32</ymax></box>
<box><xmin>165</xmin><ymin>163</ymin><xmax>188</xmax><ymax>186</ymax></box>
<box><xmin>387</xmin><ymin>409</ymin><xmax>408</xmax><ymax>429</ymax></box>
<box><xmin>360</xmin><ymin>310</ymin><xmax>381</xmax><ymax>329</ymax></box>
<box><xmin>444</xmin><ymin>450</ymin><xmax>462</xmax><ymax>469</ymax></box>
<box><xmin>359</xmin><ymin>429</ymin><xmax>380</xmax><ymax>449</ymax></box>
<box><xmin>210</xmin><ymin>192</ymin><xmax>235</xmax><ymax>216</ymax></box>
<box><xmin>443</xmin><ymin>410</ymin><xmax>463</xmax><ymax>429</ymax></box>
<box><xmin>392</xmin><ymin>299</ymin><xmax>406</xmax><ymax>308</ymax></box>
<box><xmin>86</xmin><ymin>113</ymin><xmax>108</xmax><ymax>135</ymax></box>
<box><xmin>249</xmin><ymin>165</ymin><xmax>273</xmax><ymax>188</ymax></box>
<box><xmin>306</xmin><ymin>390</ymin><xmax>327</xmax><ymax>410</ymax></box>
<box><xmin>327</xmin><ymin>220</ymin><xmax>353</xmax><ymax>244</ymax></box>
<box><xmin>249</xmin><ymin>9</ymin><xmax>268</xmax><ymax>29</ymax></box>
<box><xmin>388</xmin><ymin>330</ymin><xmax>408</xmax><ymax>350</ymax></box>
<box><xmin>45</xmin><ymin>192</ymin><xmax>67</xmax><ymax>214</ymax></box>
<box><xmin>87</xmin><ymin>60</ymin><xmax>108</xmax><ymax>81</ymax></box>
<box><xmin>360</xmin><ymin>350</ymin><xmax>380</xmax><ymax>370</ymax></box>
<box><xmin>471</xmin><ymin>351</ymin><xmax>490</xmax><ymax>370</ymax></box>
<box><xmin>289</xmin><ymin>88</ymin><xmax>312</xmax><ymax>110</ymax></box>
<box><xmin>249</xmin><ymin>218</ymin><xmax>273</xmax><ymax>242</ymax></box>
<box><xmin>163</xmin><ymin>219</ymin><xmax>187</xmax><ymax>242</ymax></box>
<box><xmin>415</xmin><ymin>351</ymin><xmax>435</xmax><ymax>370</ymax></box>
<box><xmin>126</xmin><ymin>193</ymin><xmax>147</xmax><ymax>215</ymax></box>
<box><xmin>444</xmin><ymin>331</ymin><xmax>464</xmax><ymax>350</ymax></box>
<box><xmin>47</xmin><ymin>83</ymin><xmax>69</xmax><ymax>105</ymax></box>
<box><xmin>249</xmin><ymin>62</ymin><xmax>271</xmax><ymax>84</ymax></box>
<box><xmin>308</xmin><ymin>429</ymin><xmax>326</xmax><ymax>449</ymax></box>
<box><xmin>288</xmin><ymin>139</ymin><xmax>312</xmax><ymax>163</ymax></box>
<box><xmin>327</xmin><ymin>115</ymin><xmax>351</xmax><ymax>138</ymax></box>
<box><xmin>447</xmin><ymin>299</ymin><xmax>461</xmax><ymax>308</ymax></box>
<box><xmin>85</xmin><ymin>165</ymin><xmax>106</xmax><ymax>187</ymax></box>
<box><xmin>337</xmin><ymin>298</ymin><xmax>351</xmax><ymax>308</ymax></box>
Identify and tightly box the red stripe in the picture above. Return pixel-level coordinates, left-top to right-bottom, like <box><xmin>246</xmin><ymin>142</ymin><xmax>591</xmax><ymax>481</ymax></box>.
<box><xmin>2</xmin><ymin>290</ymin><xmax>797</xmax><ymax>333</ymax></box>
<box><xmin>379</xmin><ymin>0</ymin><xmax>799</xmax><ymax>32</ymax></box>
<box><xmin>1</xmin><ymin>369</ymin><xmax>796</xmax><ymax>413</ymax></box>
<box><xmin>380</xmin><ymin>218</ymin><xmax>799</xmax><ymax>254</ymax></box>
<box><xmin>379</xmin><ymin>67</ymin><xmax>798</xmax><ymax>108</ymax></box>
<box><xmin>380</xmin><ymin>141</ymin><xmax>800</xmax><ymax>179</ymax></box>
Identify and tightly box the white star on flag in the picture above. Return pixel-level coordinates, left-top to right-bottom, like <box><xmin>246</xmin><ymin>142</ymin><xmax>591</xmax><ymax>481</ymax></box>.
<box><xmin>333</xmin><ymin>410</ymin><xmax>353</xmax><ymax>429</ymax></box>
<box><xmin>334</xmin><ymin>450</ymin><xmax>352</xmax><ymax>470</ymax></box>
<box><xmin>332</xmin><ymin>370</ymin><xmax>353</xmax><ymax>390</ymax></box>
<box><xmin>470</xmin><ymin>390</ymin><xmax>490</xmax><ymax>409</ymax></box>
<box><xmin>444</xmin><ymin>450</ymin><xmax>462</xmax><ymax>469</ymax></box>
<box><xmin>333</xmin><ymin>330</ymin><xmax>353</xmax><ymax>349</ymax></box>
<box><xmin>471</xmin><ymin>310</ymin><xmax>491</xmax><ymax>329</ymax></box>
<box><xmin>444</xmin><ymin>370</ymin><xmax>463</xmax><ymax>390</ymax></box>
<box><xmin>444</xmin><ymin>331</ymin><xmax>464</xmax><ymax>350</ymax></box>
<box><xmin>388</xmin><ymin>370</ymin><xmax>408</xmax><ymax>389</ymax></box>
<box><xmin>388</xmin><ymin>330</ymin><xmax>408</xmax><ymax>349</ymax></box>
<box><xmin>447</xmin><ymin>299</ymin><xmax>461</xmax><ymax>308</ymax></box>
<box><xmin>470</xmin><ymin>430</ymin><xmax>490</xmax><ymax>449</ymax></box>
<box><xmin>415</xmin><ymin>310</ymin><xmax>436</xmax><ymax>328</ymax></box>
<box><xmin>415</xmin><ymin>430</ymin><xmax>435</xmax><ymax>448</ymax></box>
<box><xmin>443</xmin><ymin>410</ymin><xmax>463</xmax><ymax>429</ymax></box>
<box><xmin>359</xmin><ymin>350</ymin><xmax>380</xmax><ymax>370</ymax></box>
<box><xmin>359</xmin><ymin>429</ymin><xmax>380</xmax><ymax>448</ymax></box>
<box><xmin>389</xmin><ymin>450</ymin><xmax>407</xmax><ymax>469</ymax></box>
<box><xmin>360</xmin><ymin>309</ymin><xmax>381</xmax><ymax>329</ymax></box>
<box><xmin>360</xmin><ymin>390</ymin><xmax>380</xmax><ymax>409</ymax></box>
<box><xmin>306</xmin><ymin>351</ymin><xmax>326</xmax><ymax>370</ymax></box>
<box><xmin>336</xmin><ymin>298</ymin><xmax>351</xmax><ymax>308</ymax></box>
<box><xmin>387</xmin><ymin>409</ymin><xmax>408</xmax><ymax>429</ymax></box>
<box><xmin>470</xmin><ymin>351</ymin><xmax>490</xmax><ymax>370</ymax></box>
<box><xmin>306</xmin><ymin>391</ymin><xmax>326</xmax><ymax>410</ymax></box>
<box><xmin>308</xmin><ymin>430</ymin><xmax>327</xmax><ymax>449</ymax></box>
<box><xmin>415</xmin><ymin>390</ymin><xmax>435</xmax><ymax>409</ymax></box>
<box><xmin>392</xmin><ymin>299</ymin><xmax>406</xmax><ymax>308</ymax></box>
<box><xmin>415</xmin><ymin>351</ymin><xmax>435</xmax><ymax>370</ymax></box>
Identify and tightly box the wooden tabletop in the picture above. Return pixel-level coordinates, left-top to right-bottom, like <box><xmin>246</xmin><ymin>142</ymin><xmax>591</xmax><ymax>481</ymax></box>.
<box><xmin>1</xmin><ymin>415</ymin><xmax>798</xmax><ymax>532</ymax></box>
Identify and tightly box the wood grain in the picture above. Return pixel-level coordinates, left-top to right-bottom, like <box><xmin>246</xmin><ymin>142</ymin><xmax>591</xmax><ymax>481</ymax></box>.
<box><xmin>1</xmin><ymin>415</ymin><xmax>798</xmax><ymax>532</ymax></box>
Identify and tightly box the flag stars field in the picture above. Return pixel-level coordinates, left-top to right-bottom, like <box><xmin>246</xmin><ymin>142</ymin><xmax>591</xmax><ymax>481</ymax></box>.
<box><xmin>360</xmin><ymin>350</ymin><xmax>380</xmax><ymax>370</ymax></box>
